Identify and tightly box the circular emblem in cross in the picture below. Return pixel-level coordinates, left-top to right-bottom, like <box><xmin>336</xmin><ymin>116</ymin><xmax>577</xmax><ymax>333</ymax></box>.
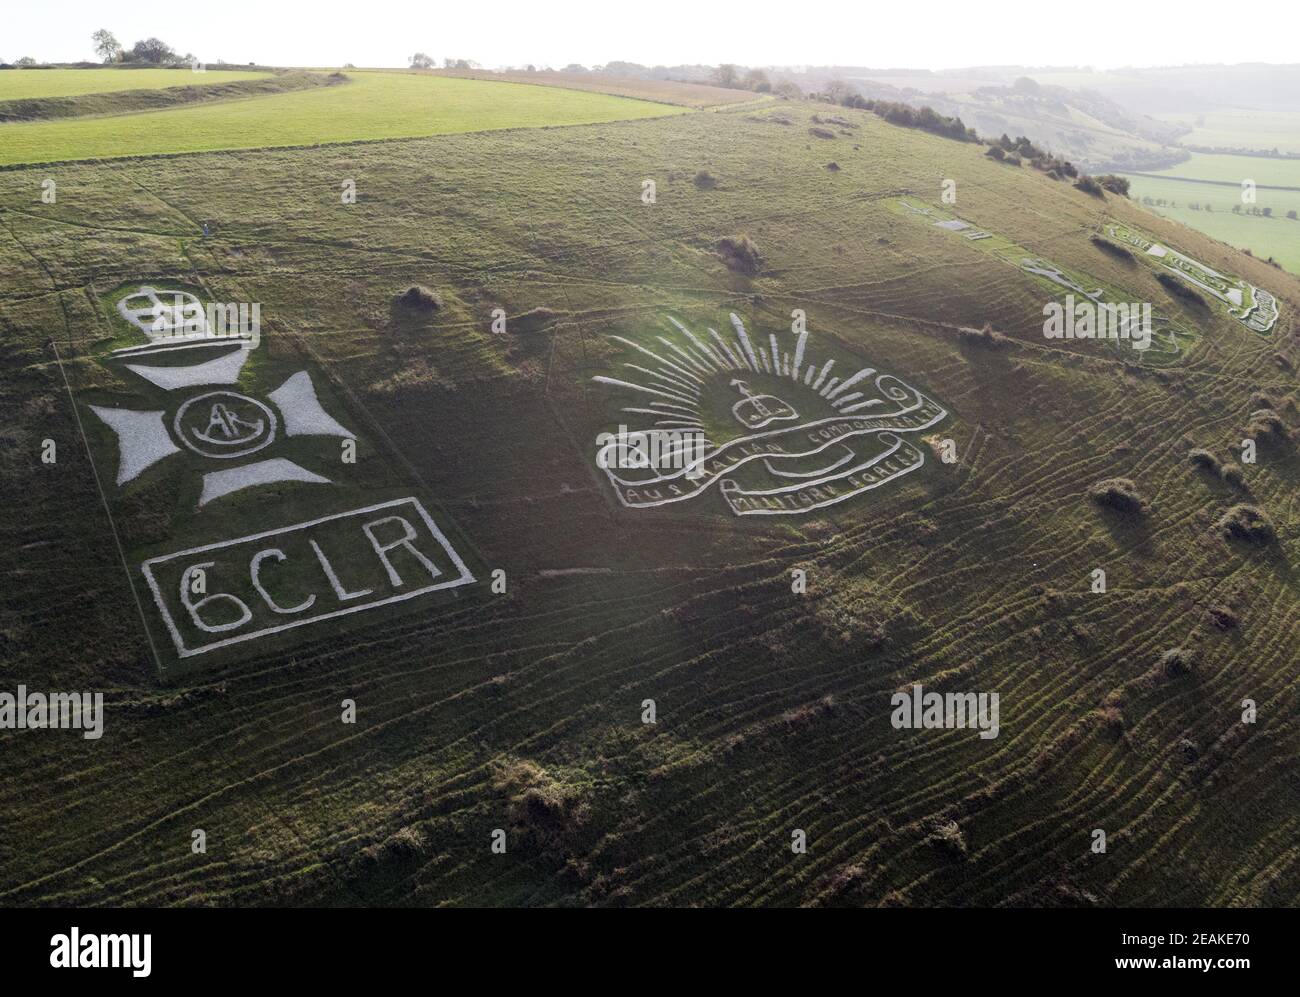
<box><xmin>173</xmin><ymin>390</ymin><xmax>278</xmax><ymax>459</ymax></box>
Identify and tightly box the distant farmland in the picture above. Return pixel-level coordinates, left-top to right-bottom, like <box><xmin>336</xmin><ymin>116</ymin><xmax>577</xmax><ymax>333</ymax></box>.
<box><xmin>0</xmin><ymin>71</ymin><xmax>688</xmax><ymax>165</ymax></box>
<box><xmin>1160</xmin><ymin>109</ymin><xmax>1300</xmax><ymax>155</ymax></box>
<box><xmin>1122</xmin><ymin>153</ymin><xmax>1300</xmax><ymax>273</ymax></box>
<box><xmin>0</xmin><ymin>66</ymin><xmax>270</xmax><ymax>100</ymax></box>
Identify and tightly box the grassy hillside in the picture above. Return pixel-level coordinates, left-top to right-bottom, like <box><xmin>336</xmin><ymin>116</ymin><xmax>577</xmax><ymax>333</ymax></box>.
<box><xmin>1</xmin><ymin>94</ymin><xmax>1299</xmax><ymax>906</ymax></box>
<box><xmin>0</xmin><ymin>71</ymin><xmax>687</xmax><ymax>166</ymax></box>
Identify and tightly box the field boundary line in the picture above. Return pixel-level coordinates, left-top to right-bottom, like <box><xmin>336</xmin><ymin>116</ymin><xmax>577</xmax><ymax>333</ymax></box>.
<box><xmin>49</xmin><ymin>338</ymin><xmax>165</xmax><ymax>679</ymax></box>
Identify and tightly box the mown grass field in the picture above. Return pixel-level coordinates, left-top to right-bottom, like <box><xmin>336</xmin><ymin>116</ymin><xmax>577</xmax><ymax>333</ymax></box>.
<box><xmin>0</xmin><ymin>71</ymin><xmax>686</xmax><ymax>165</ymax></box>
<box><xmin>0</xmin><ymin>67</ymin><xmax>270</xmax><ymax>100</ymax></box>
<box><xmin>1</xmin><ymin>86</ymin><xmax>1299</xmax><ymax>907</ymax></box>
<box><xmin>1122</xmin><ymin>153</ymin><xmax>1300</xmax><ymax>273</ymax></box>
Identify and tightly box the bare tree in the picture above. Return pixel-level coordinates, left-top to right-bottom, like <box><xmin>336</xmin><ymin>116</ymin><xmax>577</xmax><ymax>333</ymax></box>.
<box><xmin>92</xmin><ymin>29</ymin><xmax>123</xmax><ymax>63</ymax></box>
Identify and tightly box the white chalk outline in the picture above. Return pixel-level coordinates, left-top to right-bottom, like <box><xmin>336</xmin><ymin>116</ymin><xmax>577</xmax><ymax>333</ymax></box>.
<box><xmin>141</xmin><ymin>497</ymin><xmax>474</xmax><ymax>658</ymax></box>
<box><xmin>173</xmin><ymin>391</ymin><xmax>278</xmax><ymax>459</ymax></box>
<box><xmin>720</xmin><ymin>434</ymin><xmax>926</xmax><ymax>516</ymax></box>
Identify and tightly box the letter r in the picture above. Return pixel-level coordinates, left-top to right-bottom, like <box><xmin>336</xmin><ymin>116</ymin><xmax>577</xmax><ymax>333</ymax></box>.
<box><xmin>362</xmin><ymin>516</ymin><xmax>441</xmax><ymax>587</ymax></box>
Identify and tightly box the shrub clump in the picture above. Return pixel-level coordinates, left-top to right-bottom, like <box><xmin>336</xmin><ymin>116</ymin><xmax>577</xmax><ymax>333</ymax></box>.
<box><xmin>1074</xmin><ymin>175</ymin><xmax>1104</xmax><ymax>196</ymax></box>
<box><xmin>396</xmin><ymin>285</ymin><xmax>443</xmax><ymax>312</ymax></box>
<box><xmin>927</xmin><ymin>820</ymin><xmax>967</xmax><ymax>857</ymax></box>
<box><xmin>1206</xmin><ymin>604</ymin><xmax>1239</xmax><ymax>630</ymax></box>
<box><xmin>1220</xmin><ymin>462</ymin><xmax>1245</xmax><ymax>487</ymax></box>
<box><xmin>958</xmin><ymin>322</ymin><xmax>1008</xmax><ymax>347</ymax></box>
<box><xmin>1096</xmin><ymin>174</ymin><xmax>1131</xmax><ymax>196</ymax></box>
<box><xmin>511</xmin><ymin>306</ymin><xmax>563</xmax><ymax>334</ymax></box>
<box><xmin>1245</xmin><ymin>408</ymin><xmax>1289</xmax><ymax>442</ymax></box>
<box><xmin>692</xmin><ymin>169</ymin><xmax>718</xmax><ymax>189</ymax></box>
<box><xmin>808</xmin><ymin>126</ymin><xmax>836</xmax><ymax>139</ymax></box>
<box><xmin>717</xmin><ymin>235</ymin><xmax>763</xmax><ymax>275</ymax></box>
<box><xmin>1157</xmin><ymin>272</ymin><xmax>1206</xmax><ymax>307</ymax></box>
<box><xmin>824</xmin><ymin>161</ymin><xmax>841</xmax><ymax>172</ymax></box>
<box><xmin>1187</xmin><ymin>447</ymin><xmax>1221</xmax><ymax>474</ymax></box>
<box><xmin>1217</xmin><ymin>504</ymin><xmax>1276</xmax><ymax>545</ymax></box>
<box><xmin>1159</xmin><ymin>647</ymin><xmax>1193</xmax><ymax>677</ymax></box>
<box><xmin>1091</xmin><ymin>235</ymin><xmax>1135</xmax><ymax>262</ymax></box>
<box><xmin>1088</xmin><ymin>477</ymin><xmax>1147</xmax><ymax>514</ymax></box>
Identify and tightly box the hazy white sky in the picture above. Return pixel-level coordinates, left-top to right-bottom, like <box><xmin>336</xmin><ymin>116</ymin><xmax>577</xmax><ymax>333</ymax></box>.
<box><xmin>6</xmin><ymin>0</ymin><xmax>1297</xmax><ymax>71</ymax></box>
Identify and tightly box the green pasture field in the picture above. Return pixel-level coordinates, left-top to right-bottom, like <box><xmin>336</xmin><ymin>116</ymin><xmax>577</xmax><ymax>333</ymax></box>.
<box><xmin>2</xmin><ymin>91</ymin><xmax>1300</xmax><ymax>908</ymax></box>
<box><xmin>1121</xmin><ymin>159</ymin><xmax>1300</xmax><ymax>273</ymax></box>
<box><xmin>1146</xmin><ymin>153</ymin><xmax>1300</xmax><ymax>187</ymax></box>
<box><xmin>0</xmin><ymin>71</ymin><xmax>687</xmax><ymax>165</ymax></box>
<box><xmin>0</xmin><ymin>67</ymin><xmax>270</xmax><ymax>100</ymax></box>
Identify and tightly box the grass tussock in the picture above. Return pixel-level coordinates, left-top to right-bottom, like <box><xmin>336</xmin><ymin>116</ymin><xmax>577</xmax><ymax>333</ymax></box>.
<box><xmin>1217</xmin><ymin>504</ymin><xmax>1276</xmax><ymax>545</ymax></box>
<box><xmin>926</xmin><ymin>820</ymin><xmax>967</xmax><ymax>858</ymax></box>
<box><xmin>717</xmin><ymin>235</ymin><xmax>762</xmax><ymax>275</ymax></box>
<box><xmin>1245</xmin><ymin>408</ymin><xmax>1289</xmax><ymax>442</ymax></box>
<box><xmin>958</xmin><ymin>322</ymin><xmax>1008</xmax><ymax>347</ymax></box>
<box><xmin>1160</xmin><ymin>647</ymin><xmax>1194</xmax><ymax>677</ymax></box>
<box><xmin>1188</xmin><ymin>447</ymin><xmax>1221</xmax><ymax>474</ymax></box>
<box><xmin>1088</xmin><ymin>477</ymin><xmax>1147</xmax><ymax>515</ymax></box>
<box><xmin>395</xmin><ymin>284</ymin><xmax>443</xmax><ymax>312</ymax></box>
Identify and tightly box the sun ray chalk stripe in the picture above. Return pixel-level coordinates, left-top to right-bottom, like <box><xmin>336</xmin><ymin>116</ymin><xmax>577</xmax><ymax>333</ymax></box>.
<box><xmin>669</xmin><ymin>318</ymin><xmax>725</xmax><ymax>371</ymax></box>
<box><xmin>659</xmin><ymin>337</ymin><xmax>715</xmax><ymax>378</ymax></box>
<box><xmin>729</xmin><ymin>313</ymin><xmax>760</xmax><ymax>371</ymax></box>
<box><xmin>594</xmin><ymin>376</ymin><xmax>695</xmax><ymax>407</ymax></box>
<box><xmin>793</xmin><ymin>331</ymin><xmax>807</xmax><ymax>380</ymax></box>
<box><xmin>813</xmin><ymin>359</ymin><xmax>835</xmax><ymax>391</ymax></box>
<box><xmin>623</xmin><ymin>363</ymin><xmax>699</xmax><ymax>397</ymax></box>
<box><xmin>827</xmin><ymin>367</ymin><xmax>876</xmax><ymax>400</ymax></box>
<box><xmin>649</xmin><ymin>376</ymin><xmax>700</xmax><ymax>399</ymax></box>
<box><xmin>611</xmin><ymin>336</ymin><xmax>705</xmax><ymax>386</ymax></box>
<box><xmin>708</xmin><ymin>328</ymin><xmax>742</xmax><ymax>369</ymax></box>
<box><xmin>623</xmin><ymin>406</ymin><xmax>698</xmax><ymax>419</ymax></box>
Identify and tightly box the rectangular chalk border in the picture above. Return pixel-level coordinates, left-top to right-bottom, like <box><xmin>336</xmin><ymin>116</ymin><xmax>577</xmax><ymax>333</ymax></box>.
<box><xmin>141</xmin><ymin>497</ymin><xmax>475</xmax><ymax>658</ymax></box>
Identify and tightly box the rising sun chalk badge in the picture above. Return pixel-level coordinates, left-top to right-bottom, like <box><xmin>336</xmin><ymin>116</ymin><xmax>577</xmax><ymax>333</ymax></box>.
<box><xmin>593</xmin><ymin>314</ymin><xmax>948</xmax><ymax>516</ymax></box>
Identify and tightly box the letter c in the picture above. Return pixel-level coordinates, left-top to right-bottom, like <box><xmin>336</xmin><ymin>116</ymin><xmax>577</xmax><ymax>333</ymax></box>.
<box><xmin>250</xmin><ymin>548</ymin><xmax>316</xmax><ymax>615</ymax></box>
